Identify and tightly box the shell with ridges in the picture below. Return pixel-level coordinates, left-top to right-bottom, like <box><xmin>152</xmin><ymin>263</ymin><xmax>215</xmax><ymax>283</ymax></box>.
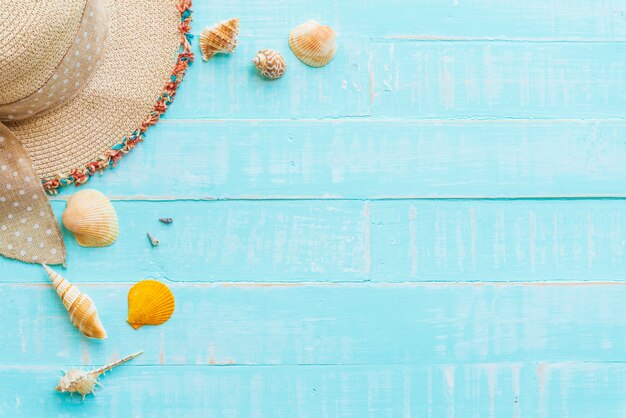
<box><xmin>199</xmin><ymin>18</ymin><xmax>239</xmax><ymax>61</ymax></box>
<box><xmin>252</xmin><ymin>49</ymin><xmax>287</xmax><ymax>79</ymax></box>
<box><xmin>288</xmin><ymin>20</ymin><xmax>337</xmax><ymax>67</ymax></box>
<box><xmin>127</xmin><ymin>280</ymin><xmax>175</xmax><ymax>330</ymax></box>
<box><xmin>62</xmin><ymin>189</ymin><xmax>118</xmax><ymax>247</ymax></box>
<box><xmin>56</xmin><ymin>351</ymin><xmax>143</xmax><ymax>399</ymax></box>
<box><xmin>43</xmin><ymin>264</ymin><xmax>107</xmax><ymax>339</ymax></box>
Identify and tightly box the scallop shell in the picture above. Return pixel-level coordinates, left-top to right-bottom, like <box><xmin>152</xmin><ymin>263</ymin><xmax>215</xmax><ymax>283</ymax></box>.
<box><xmin>252</xmin><ymin>49</ymin><xmax>287</xmax><ymax>79</ymax></box>
<box><xmin>199</xmin><ymin>17</ymin><xmax>239</xmax><ymax>61</ymax></box>
<box><xmin>62</xmin><ymin>189</ymin><xmax>119</xmax><ymax>247</ymax></box>
<box><xmin>127</xmin><ymin>280</ymin><xmax>175</xmax><ymax>330</ymax></box>
<box><xmin>43</xmin><ymin>264</ymin><xmax>107</xmax><ymax>339</ymax></box>
<box><xmin>288</xmin><ymin>20</ymin><xmax>337</xmax><ymax>67</ymax></box>
<box><xmin>56</xmin><ymin>351</ymin><xmax>142</xmax><ymax>399</ymax></box>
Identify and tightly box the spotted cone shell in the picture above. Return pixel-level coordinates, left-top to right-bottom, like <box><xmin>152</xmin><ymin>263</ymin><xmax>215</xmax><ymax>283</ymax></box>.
<box><xmin>252</xmin><ymin>49</ymin><xmax>287</xmax><ymax>79</ymax></box>
<box><xmin>43</xmin><ymin>264</ymin><xmax>107</xmax><ymax>339</ymax></box>
<box><xmin>199</xmin><ymin>18</ymin><xmax>239</xmax><ymax>61</ymax></box>
<box><xmin>62</xmin><ymin>189</ymin><xmax>118</xmax><ymax>247</ymax></box>
<box><xmin>127</xmin><ymin>280</ymin><xmax>175</xmax><ymax>330</ymax></box>
<box><xmin>289</xmin><ymin>20</ymin><xmax>337</xmax><ymax>67</ymax></box>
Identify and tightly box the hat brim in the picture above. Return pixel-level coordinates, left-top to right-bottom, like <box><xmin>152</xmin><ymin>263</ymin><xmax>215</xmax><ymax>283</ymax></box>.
<box><xmin>6</xmin><ymin>0</ymin><xmax>193</xmax><ymax>193</ymax></box>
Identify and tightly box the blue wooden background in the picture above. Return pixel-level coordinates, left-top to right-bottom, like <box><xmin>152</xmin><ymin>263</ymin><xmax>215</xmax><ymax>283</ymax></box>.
<box><xmin>2</xmin><ymin>0</ymin><xmax>626</xmax><ymax>416</ymax></box>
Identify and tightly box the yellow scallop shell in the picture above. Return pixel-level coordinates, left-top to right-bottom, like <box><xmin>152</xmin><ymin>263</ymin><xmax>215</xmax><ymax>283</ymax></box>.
<box><xmin>127</xmin><ymin>280</ymin><xmax>175</xmax><ymax>330</ymax></box>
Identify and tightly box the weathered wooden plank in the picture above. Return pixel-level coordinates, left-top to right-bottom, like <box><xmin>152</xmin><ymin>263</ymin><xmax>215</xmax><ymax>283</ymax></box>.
<box><xmin>0</xmin><ymin>200</ymin><xmax>370</xmax><ymax>282</ymax></box>
<box><xmin>55</xmin><ymin>120</ymin><xmax>626</xmax><ymax>198</ymax></box>
<box><xmin>2</xmin><ymin>363</ymin><xmax>626</xmax><ymax>417</ymax></box>
<box><xmin>3</xmin><ymin>283</ymin><xmax>626</xmax><ymax>366</ymax></box>
<box><xmin>370</xmin><ymin>41</ymin><xmax>626</xmax><ymax>119</ymax></box>
<box><xmin>165</xmin><ymin>37</ymin><xmax>369</xmax><ymax>120</ymax></box>
<box><xmin>5</xmin><ymin>199</ymin><xmax>626</xmax><ymax>282</ymax></box>
<box><xmin>372</xmin><ymin>199</ymin><xmax>626</xmax><ymax>282</ymax></box>
<box><xmin>193</xmin><ymin>0</ymin><xmax>626</xmax><ymax>40</ymax></box>
<box><xmin>169</xmin><ymin>40</ymin><xmax>626</xmax><ymax>120</ymax></box>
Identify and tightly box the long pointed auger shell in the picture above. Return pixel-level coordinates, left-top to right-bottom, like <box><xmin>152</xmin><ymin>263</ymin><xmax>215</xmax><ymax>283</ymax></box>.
<box><xmin>200</xmin><ymin>17</ymin><xmax>239</xmax><ymax>61</ymax></box>
<box><xmin>62</xmin><ymin>189</ymin><xmax>119</xmax><ymax>248</ymax></box>
<box><xmin>56</xmin><ymin>351</ymin><xmax>143</xmax><ymax>399</ymax></box>
<box><xmin>43</xmin><ymin>264</ymin><xmax>107</xmax><ymax>339</ymax></box>
<box><xmin>127</xmin><ymin>280</ymin><xmax>175</xmax><ymax>330</ymax></box>
<box><xmin>288</xmin><ymin>20</ymin><xmax>337</xmax><ymax>67</ymax></box>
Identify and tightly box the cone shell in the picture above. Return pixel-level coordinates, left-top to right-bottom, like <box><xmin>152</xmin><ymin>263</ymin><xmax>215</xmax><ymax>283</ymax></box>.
<box><xmin>127</xmin><ymin>280</ymin><xmax>175</xmax><ymax>330</ymax></box>
<box><xmin>252</xmin><ymin>49</ymin><xmax>287</xmax><ymax>79</ymax></box>
<box><xmin>62</xmin><ymin>189</ymin><xmax>119</xmax><ymax>247</ymax></box>
<box><xmin>43</xmin><ymin>264</ymin><xmax>107</xmax><ymax>339</ymax></box>
<box><xmin>289</xmin><ymin>20</ymin><xmax>337</xmax><ymax>67</ymax></box>
<box><xmin>200</xmin><ymin>18</ymin><xmax>239</xmax><ymax>61</ymax></box>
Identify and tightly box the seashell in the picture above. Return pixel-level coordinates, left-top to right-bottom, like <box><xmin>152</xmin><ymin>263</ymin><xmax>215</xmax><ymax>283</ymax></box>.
<box><xmin>147</xmin><ymin>232</ymin><xmax>159</xmax><ymax>247</ymax></box>
<box><xmin>127</xmin><ymin>280</ymin><xmax>175</xmax><ymax>330</ymax></box>
<box><xmin>62</xmin><ymin>189</ymin><xmax>119</xmax><ymax>248</ymax></box>
<box><xmin>56</xmin><ymin>351</ymin><xmax>142</xmax><ymax>399</ymax></box>
<box><xmin>159</xmin><ymin>218</ymin><xmax>174</xmax><ymax>224</ymax></box>
<box><xmin>43</xmin><ymin>264</ymin><xmax>107</xmax><ymax>339</ymax></box>
<box><xmin>199</xmin><ymin>17</ymin><xmax>239</xmax><ymax>61</ymax></box>
<box><xmin>252</xmin><ymin>49</ymin><xmax>287</xmax><ymax>79</ymax></box>
<box><xmin>289</xmin><ymin>20</ymin><xmax>337</xmax><ymax>67</ymax></box>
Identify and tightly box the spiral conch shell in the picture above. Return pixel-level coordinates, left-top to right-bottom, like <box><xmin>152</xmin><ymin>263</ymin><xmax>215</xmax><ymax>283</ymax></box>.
<box><xmin>62</xmin><ymin>189</ymin><xmax>119</xmax><ymax>248</ymax></box>
<box><xmin>200</xmin><ymin>17</ymin><xmax>239</xmax><ymax>61</ymax></box>
<box><xmin>127</xmin><ymin>280</ymin><xmax>175</xmax><ymax>330</ymax></box>
<box><xmin>252</xmin><ymin>49</ymin><xmax>287</xmax><ymax>79</ymax></box>
<box><xmin>43</xmin><ymin>264</ymin><xmax>107</xmax><ymax>339</ymax></box>
<box><xmin>56</xmin><ymin>351</ymin><xmax>142</xmax><ymax>399</ymax></box>
<box><xmin>289</xmin><ymin>20</ymin><xmax>337</xmax><ymax>67</ymax></box>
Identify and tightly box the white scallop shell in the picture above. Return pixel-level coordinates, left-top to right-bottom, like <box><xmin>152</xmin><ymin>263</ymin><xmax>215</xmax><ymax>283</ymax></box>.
<box><xmin>289</xmin><ymin>20</ymin><xmax>337</xmax><ymax>67</ymax></box>
<box><xmin>62</xmin><ymin>189</ymin><xmax>118</xmax><ymax>247</ymax></box>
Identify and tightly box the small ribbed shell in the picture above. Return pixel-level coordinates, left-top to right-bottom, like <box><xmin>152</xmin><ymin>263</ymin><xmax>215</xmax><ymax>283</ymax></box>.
<box><xmin>43</xmin><ymin>264</ymin><xmax>107</xmax><ymax>339</ymax></box>
<box><xmin>252</xmin><ymin>49</ymin><xmax>287</xmax><ymax>79</ymax></box>
<box><xmin>199</xmin><ymin>18</ymin><xmax>239</xmax><ymax>61</ymax></box>
<box><xmin>288</xmin><ymin>20</ymin><xmax>337</xmax><ymax>67</ymax></box>
<box><xmin>62</xmin><ymin>189</ymin><xmax>119</xmax><ymax>247</ymax></box>
<box><xmin>127</xmin><ymin>280</ymin><xmax>175</xmax><ymax>330</ymax></box>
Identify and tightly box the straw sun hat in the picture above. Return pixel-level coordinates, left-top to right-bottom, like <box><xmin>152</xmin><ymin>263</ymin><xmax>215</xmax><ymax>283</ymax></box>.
<box><xmin>0</xmin><ymin>0</ymin><xmax>193</xmax><ymax>264</ymax></box>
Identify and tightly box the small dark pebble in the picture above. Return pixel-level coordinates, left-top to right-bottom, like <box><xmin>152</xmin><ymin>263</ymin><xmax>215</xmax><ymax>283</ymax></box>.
<box><xmin>159</xmin><ymin>218</ymin><xmax>174</xmax><ymax>224</ymax></box>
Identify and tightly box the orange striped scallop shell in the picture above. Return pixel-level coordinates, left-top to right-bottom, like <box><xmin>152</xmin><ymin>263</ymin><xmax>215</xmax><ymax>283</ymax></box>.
<box><xmin>288</xmin><ymin>20</ymin><xmax>337</xmax><ymax>67</ymax></box>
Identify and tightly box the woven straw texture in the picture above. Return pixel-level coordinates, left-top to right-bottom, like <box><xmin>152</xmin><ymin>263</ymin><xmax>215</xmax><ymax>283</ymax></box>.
<box><xmin>0</xmin><ymin>0</ymin><xmax>86</xmax><ymax>105</ymax></box>
<box><xmin>4</xmin><ymin>0</ymin><xmax>181</xmax><ymax>179</ymax></box>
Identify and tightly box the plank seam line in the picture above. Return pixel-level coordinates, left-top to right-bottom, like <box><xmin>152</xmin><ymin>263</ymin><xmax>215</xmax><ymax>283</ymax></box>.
<box><xmin>49</xmin><ymin>196</ymin><xmax>626</xmax><ymax>202</ymax></box>
<box><xmin>375</xmin><ymin>37</ymin><xmax>626</xmax><ymax>43</ymax></box>
<box><xmin>187</xmin><ymin>34</ymin><xmax>626</xmax><ymax>43</ymax></box>
<box><xmin>5</xmin><ymin>281</ymin><xmax>626</xmax><ymax>287</ymax></box>
<box><xmin>4</xmin><ymin>361</ymin><xmax>626</xmax><ymax>370</ymax></box>
<box><xmin>160</xmin><ymin>118</ymin><xmax>626</xmax><ymax>124</ymax></box>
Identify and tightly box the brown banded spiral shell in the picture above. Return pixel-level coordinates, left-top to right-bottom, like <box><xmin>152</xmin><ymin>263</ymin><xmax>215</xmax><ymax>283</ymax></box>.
<box><xmin>43</xmin><ymin>264</ymin><xmax>107</xmax><ymax>339</ymax></box>
<box><xmin>252</xmin><ymin>49</ymin><xmax>287</xmax><ymax>79</ymax></box>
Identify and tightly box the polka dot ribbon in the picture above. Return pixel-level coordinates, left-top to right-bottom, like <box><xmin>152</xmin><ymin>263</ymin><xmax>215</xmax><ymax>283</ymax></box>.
<box><xmin>0</xmin><ymin>0</ymin><xmax>107</xmax><ymax>264</ymax></box>
<box><xmin>0</xmin><ymin>124</ymin><xmax>65</xmax><ymax>264</ymax></box>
